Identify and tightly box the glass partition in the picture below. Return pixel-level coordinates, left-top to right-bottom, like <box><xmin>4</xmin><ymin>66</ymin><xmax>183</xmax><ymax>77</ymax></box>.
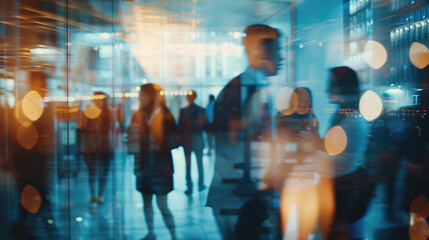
<box><xmin>2</xmin><ymin>0</ymin><xmax>429</xmax><ymax>239</ymax></box>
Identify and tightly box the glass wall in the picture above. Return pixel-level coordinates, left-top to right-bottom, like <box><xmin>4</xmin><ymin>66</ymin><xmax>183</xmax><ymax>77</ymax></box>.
<box><xmin>2</xmin><ymin>0</ymin><xmax>429</xmax><ymax>239</ymax></box>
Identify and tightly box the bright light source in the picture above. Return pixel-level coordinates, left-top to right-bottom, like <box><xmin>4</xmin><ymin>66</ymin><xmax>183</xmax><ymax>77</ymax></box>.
<box><xmin>30</xmin><ymin>48</ymin><xmax>60</xmax><ymax>55</ymax></box>
<box><xmin>233</xmin><ymin>32</ymin><xmax>241</xmax><ymax>39</ymax></box>
<box><xmin>22</xmin><ymin>91</ymin><xmax>44</xmax><ymax>121</ymax></box>
<box><xmin>359</xmin><ymin>90</ymin><xmax>383</xmax><ymax>121</ymax></box>
<box><xmin>276</xmin><ymin>87</ymin><xmax>297</xmax><ymax>116</ymax></box>
<box><xmin>364</xmin><ymin>40</ymin><xmax>387</xmax><ymax>69</ymax></box>
<box><xmin>324</xmin><ymin>126</ymin><xmax>347</xmax><ymax>155</ymax></box>
<box><xmin>102</xmin><ymin>33</ymin><xmax>110</xmax><ymax>39</ymax></box>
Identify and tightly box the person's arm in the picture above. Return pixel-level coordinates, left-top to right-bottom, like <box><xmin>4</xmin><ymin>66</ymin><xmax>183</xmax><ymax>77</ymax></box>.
<box><xmin>127</xmin><ymin>113</ymin><xmax>141</xmax><ymax>154</ymax></box>
<box><xmin>197</xmin><ymin>107</ymin><xmax>208</xmax><ymax>131</ymax></box>
<box><xmin>178</xmin><ymin>109</ymin><xmax>184</xmax><ymax>135</ymax></box>
<box><xmin>165</xmin><ymin>110</ymin><xmax>181</xmax><ymax>150</ymax></box>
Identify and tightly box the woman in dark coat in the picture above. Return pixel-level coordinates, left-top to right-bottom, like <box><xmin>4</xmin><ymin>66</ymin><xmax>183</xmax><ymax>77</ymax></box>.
<box><xmin>79</xmin><ymin>91</ymin><xmax>114</xmax><ymax>205</ymax></box>
<box><xmin>127</xmin><ymin>83</ymin><xmax>179</xmax><ymax>240</ymax></box>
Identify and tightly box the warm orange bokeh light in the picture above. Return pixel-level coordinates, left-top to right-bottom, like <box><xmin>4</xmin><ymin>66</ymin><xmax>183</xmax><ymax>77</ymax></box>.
<box><xmin>83</xmin><ymin>103</ymin><xmax>102</xmax><ymax>119</ymax></box>
<box><xmin>280</xmin><ymin>176</ymin><xmax>335</xmax><ymax>239</ymax></box>
<box><xmin>16</xmin><ymin>124</ymin><xmax>38</xmax><ymax>150</ymax></box>
<box><xmin>409</xmin><ymin>218</ymin><xmax>429</xmax><ymax>240</ymax></box>
<box><xmin>409</xmin><ymin>195</ymin><xmax>429</xmax><ymax>240</ymax></box>
<box><xmin>359</xmin><ymin>90</ymin><xmax>383</xmax><ymax>121</ymax></box>
<box><xmin>21</xmin><ymin>184</ymin><xmax>42</xmax><ymax>214</ymax></box>
<box><xmin>22</xmin><ymin>91</ymin><xmax>44</xmax><ymax>122</ymax></box>
<box><xmin>410</xmin><ymin>195</ymin><xmax>429</xmax><ymax>221</ymax></box>
<box><xmin>409</xmin><ymin>42</ymin><xmax>429</xmax><ymax>69</ymax></box>
<box><xmin>276</xmin><ymin>87</ymin><xmax>298</xmax><ymax>116</ymax></box>
<box><xmin>14</xmin><ymin>100</ymin><xmax>32</xmax><ymax>127</ymax></box>
<box><xmin>324</xmin><ymin>126</ymin><xmax>347</xmax><ymax>155</ymax></box>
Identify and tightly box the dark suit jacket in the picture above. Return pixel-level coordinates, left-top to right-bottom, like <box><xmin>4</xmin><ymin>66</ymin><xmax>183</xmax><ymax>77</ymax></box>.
<box><xmin>212</xmin><ymin>75</ymin><xmax>242</xmax><ymax>137</ymax></box>
<box><xmin>178</xmin><ymin>103</ymin><xmax>207</xmax><ymax>151</ymax></box>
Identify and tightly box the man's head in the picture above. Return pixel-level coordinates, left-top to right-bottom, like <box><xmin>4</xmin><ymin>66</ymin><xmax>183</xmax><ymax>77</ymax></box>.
<box><xmin>243</xmin><ymin>24</ymin><xmax>282</xmax><ymax>76</ymax></box>
<box><xmin>93</xmin><ymin>91</ymin><xmax>108</xmax><ymax>109</ymax></box>
<box><xmin>209</xmin><ymin>94</ymin><xmax>215</xmax><ymax>102</ymax></box>
<box><xmin>186</xmin><ymin>90</ymin><xmax>197</xmax><ymax>105</ymax></box>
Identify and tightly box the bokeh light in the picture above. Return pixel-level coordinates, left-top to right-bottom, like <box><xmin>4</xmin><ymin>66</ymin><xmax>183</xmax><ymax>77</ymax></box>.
<box><xmin>408</xmin><ymin>195</ymin><xmax>429</xmax><ymax>240</ymax></box>
<box><xmin>14</xmin><ymin>100</ymin><xmax>32</xmax><ymax>127</ymax></box>
<box><xmin>324</xmin><ymin>126</ymin><xmax>347</xmax><ymax>155</ymax></box>
<box><xmin>359</xmin><ymin>90</ymin><xmax>383</xmax><ymax>121</ymax></box>
<box><xmin>21</xmin><ymin>184</ymin><xmax>42</xmax><ymax>214</ymax></box>
<box><xmin>295</xmin><ymin>88</ymin><xmax>311</xmax><ymax>115</ymax></box>
<box><xmin>409</xmin><ymin>42</ymin><xmax>429</xmax><ymax>69</ymax></box>
<box><xmin>409</xmin><ymin>218</ymin><xmax>429</xmax><ymax>240</ymax></box>
<box><xmin>22</xmin><ymin>91</ymin><xmax>44</xmax><ymax>122</ymax></box>
<box><xmin>364</xmin><ymin>40</ymin><xmax>387</xmax><ymax>69</ymax></box>
<box><xmin>276</xmin><ymin>87</ymin><xmax>298</xmax><ymax>116</ymax></box>
<box><xmin>410</xmin><ymin>195</ymin><xmax>429</xmax><ymax>222</ymax></box>
<box><xmin>16</xmin><ymin>124</ymin><xmax>38</xmax><ymax>150</ymax></box>
<box><xmin>280</xmin><ymin>175</ymin><xmax>335</xmax><ymax>238</ymax></box>
<box><xmin>83</xmin><ymin>103</ymin><xmax>102</xmax><ymax>119</ymax></box>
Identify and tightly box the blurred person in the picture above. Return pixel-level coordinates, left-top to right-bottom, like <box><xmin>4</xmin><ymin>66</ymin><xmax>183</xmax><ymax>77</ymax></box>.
<box><xmin>382</xmin><ymin>67</ymin><xmax>429</xmax><ymax>239</ymax></box>
<box><xmin>178</xmin><ymin>90</ymin><xmax>207</xmax><ymax>194</ymax></box>
<box><xmin>10</xmin><ymin>71</ymin><xmax>64</xmax><ymax>239</ymax></box>
<box><xmin>127</xmin><ymin>83</ymin><xmax>180</xmax><ymax>240</ymax></box>
<box><xmin>364</xmin><ymin>94</ymin><xmax>401</xmax><ymax>223</ymax></box>
<box><xmin>78</xmin><ymin>92</ymin><xmax>114</xmax><ymax>205</ymax></box>
<box><xmin>205</xmin><ymin>94</ymin><xmax>215</xmax><ymax>155</ymax></box>
<box><xmin>322</xmin><ymin>66</ymin><xmax>374</xmax><ymax>240</ymax></box>
<box><xmin>279</xmin><ymin>67</ymin><xmax>374</xmax><ymax>240</ymax></box>
<box><xmin>276</xmin><ymin>87</ymin><xmax>319</xmax><ymax>165</ymax></box>
<box><xmin>263</xmin><ymin>87</ymin><xmax>319</xmax><ymax>190</ymax></box>
<box><xmin>207</xmin><ymin>24</ymin><xmax>282</xmax><ymax>239</ymax></box>
<box><xmin>265</xmin><ymin>87</ymin><xmax>323</xmax><ymax>240</ymax></box>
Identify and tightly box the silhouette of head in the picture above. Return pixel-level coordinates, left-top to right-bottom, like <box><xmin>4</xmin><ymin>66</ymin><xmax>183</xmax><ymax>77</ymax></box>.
<box><xmin>139</xmin><ymin>83</ymin><xmax>165</xmax><ymax>114</ymax></box>
<box><xmin>328</xmin><ymin>66</ymin><xmax>360</xmax><ymax>104</ymax></box>
<box><xmin>93</xmin><ymin>91</ymin><xmax>108</xmax><ymax>109</ymax></box>
<box><xmin>186</xmin><ymin>90</ymin><xmax>197</xmax><ymax>105</ymax></box>
<box><xmin>209</xmin><ymin>94</ymin><xmax>215</xmax><ymax>102</ymax></box>
<box><xmin>243</xmin><ymin>24</ymin><xmax>282</xmax><ymax>76</ymax></box>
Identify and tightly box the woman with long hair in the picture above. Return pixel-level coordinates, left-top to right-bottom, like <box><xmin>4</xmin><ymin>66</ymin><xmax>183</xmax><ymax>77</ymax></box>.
<box><xmin>127</xmin><ymin>83</ymin><xmax>179</xmax><ymax>240</ymax></box>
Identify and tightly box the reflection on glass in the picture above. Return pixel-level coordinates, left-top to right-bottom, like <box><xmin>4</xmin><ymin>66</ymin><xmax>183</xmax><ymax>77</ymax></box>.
<box><xmin>3</xmin><ymin>0</ymin><xmax>429</xmax><ymax>239</ymax></box>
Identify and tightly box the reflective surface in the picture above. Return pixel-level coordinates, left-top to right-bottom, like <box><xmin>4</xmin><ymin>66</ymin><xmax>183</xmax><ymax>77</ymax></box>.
<box><xmin>2</xmin><ymin>0</ymin><xmax>429</xmax><ymax>239</ymax></box>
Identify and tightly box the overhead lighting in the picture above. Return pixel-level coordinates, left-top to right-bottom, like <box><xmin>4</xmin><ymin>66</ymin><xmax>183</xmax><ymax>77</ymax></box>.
<box><xmin>30</xmin><ymin>48</ymin><xmax>60</xmax><ymax>55</ymax></box>
<box><xmin>102</xmin><ymin>33</ymin><xmax>110</xmax><ymax>39</ymax></box>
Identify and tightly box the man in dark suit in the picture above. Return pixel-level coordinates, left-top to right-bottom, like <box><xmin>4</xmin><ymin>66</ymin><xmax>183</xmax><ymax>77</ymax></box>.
<box><xmin>206</xmin><ymin>24</ymin><xmax>282</xmax><ymax>239</ymax></box>
<box><xmin>178</xmin><ymin>90</ymin><xmax>207</xmax><ymax>194</ymax></box>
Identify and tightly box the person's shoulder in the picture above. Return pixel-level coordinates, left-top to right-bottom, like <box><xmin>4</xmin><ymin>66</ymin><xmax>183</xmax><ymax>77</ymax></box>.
<box><xmin>218</xmin><ymin>74</ymin><xmax>242</xmax><ymax>97</ymax></box>
<box><xmin>163</xmin><ymin>107</ymin><xmax>175</xmax><ymax>118</ymax></box>
<box><xmin>179</xmin><ymin>106</ymin><xmax>187</xmax><ymax>113</ymax></box>
<box><xmin>226</xmin><ymin>74</ymin><xmax>242</xmax><ymax>88</ymax></box>
<box><xmin>194</xmin><ymin>104</ymin><xmax>205</xmax><ymax>111</ymax></box>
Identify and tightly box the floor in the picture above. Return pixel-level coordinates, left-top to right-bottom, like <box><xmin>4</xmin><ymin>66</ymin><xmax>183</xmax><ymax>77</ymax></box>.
<box><xmin>0</xmin><ymin>144</ymin><xmax>412</xmax><ymax>240</ymax></box>
<box><xmin>61</xmin><ymin>148</ymin><xmax>222</xmax><ymax>240</ymax></box>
